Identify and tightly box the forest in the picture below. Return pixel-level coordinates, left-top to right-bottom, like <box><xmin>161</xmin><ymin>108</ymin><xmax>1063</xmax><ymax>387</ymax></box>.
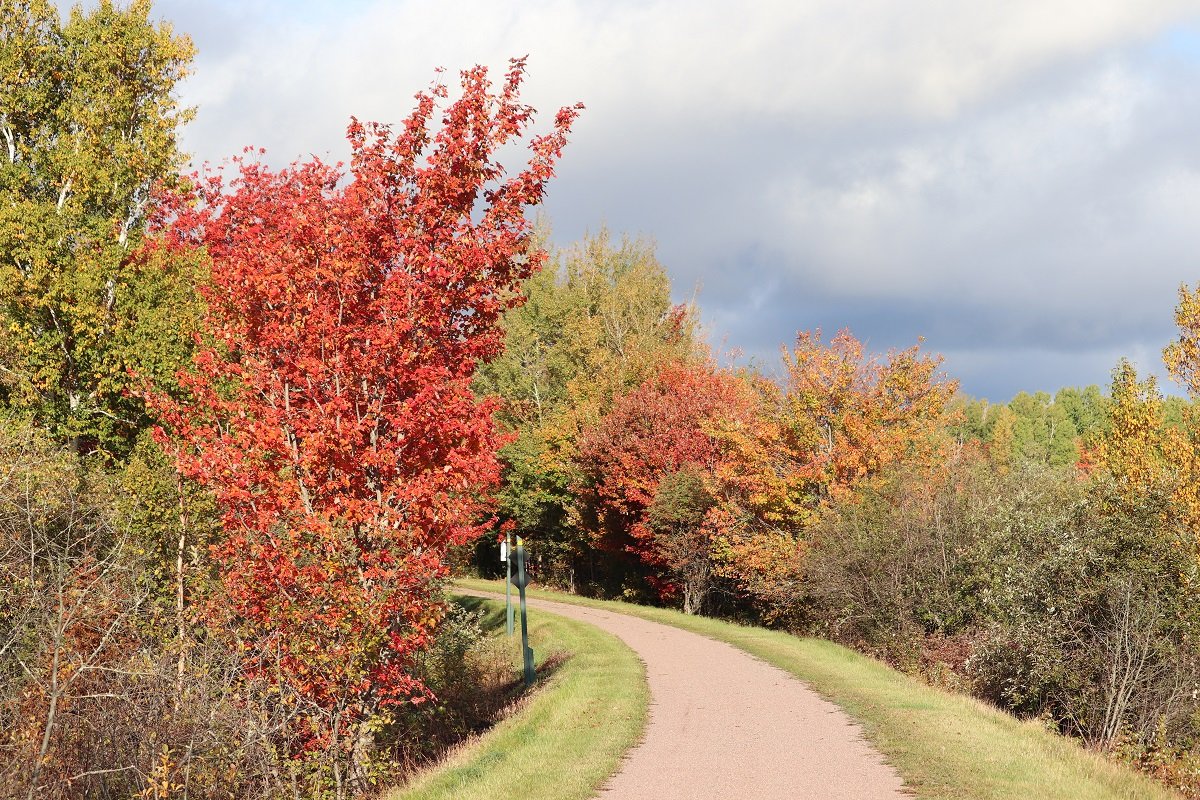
<box><xmin>5</xmin><ymin>1</ymin><xmax>1200</xmax><ymax>798</ymax></box>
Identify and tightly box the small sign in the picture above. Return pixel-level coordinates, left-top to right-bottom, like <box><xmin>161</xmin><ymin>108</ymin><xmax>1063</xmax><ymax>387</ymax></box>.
<box><xmin>500</xmin><ymin>541</ymin><xmax>508</xmax><ymax>562</ymax></box>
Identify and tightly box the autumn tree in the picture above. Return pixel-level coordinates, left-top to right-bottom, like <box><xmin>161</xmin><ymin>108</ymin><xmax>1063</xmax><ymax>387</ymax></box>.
<box><xmin>0</xmin><ymin>0</ymin><xmax>197</xmax><ymax>457</ymax></box>
<box><xmin>774</xmin><ymin>329</ymin><xmax>957</xmax><ymax>508</ymax></box>
<box><xmin>1162</xmin><ymin>286</ymin><xmax>1200</xmax><ymax>533</ymax></box>
<box><xmin>151</xmin><ymin>60</ymin><xmax>580</xmax><ymax>790</ymax></box>
<box><xmin>574</xmin><ymin>362</ymin><xmax>755</xmax><ymax>610</ymax></box>
<box><xmin>474</xmin><ymin>231</ymin><xmax>697</xmax><ymax>587</ymax></box>
<box><xmin>1165</xmin><ymin>283</ymin><xmax>1200</xmax><ymax>398</ymax></box>
<box><xmin>685</xmin><ymin>330</ymin><xmax>956</xmax><ymax>621</ymax></box>
<box><xmin>1091</xmin><ymin>361</ymin><xmax>1171</xmax><ymax>500</ymax></box>
<box><xmin>1090</xmin><ymin>357</ymin><xmax>1200</xmax><ymax>535</ymax></box>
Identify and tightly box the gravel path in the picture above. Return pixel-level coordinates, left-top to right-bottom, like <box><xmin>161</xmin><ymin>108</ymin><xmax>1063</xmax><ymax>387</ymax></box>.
<box><xmin>463</xmin><ymin>590</ymin><xmax>908</xmax><ymax>799</ymax></box>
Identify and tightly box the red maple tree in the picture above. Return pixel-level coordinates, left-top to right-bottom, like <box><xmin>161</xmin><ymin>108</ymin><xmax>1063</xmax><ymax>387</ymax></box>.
<box><xmin>576</xmin><ymin>362</ymin><xmax>757</xmax><ymax>610</ymax></box>
<box><xmin>149</xmin><ymin>60</ymin><xmax>580</xmax><ymax>752</ymax></box>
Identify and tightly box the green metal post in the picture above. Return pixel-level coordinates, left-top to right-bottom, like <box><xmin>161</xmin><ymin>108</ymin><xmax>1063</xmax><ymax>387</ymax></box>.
<box><xmin>515</xmin><ymin>536</ymin><xmax>535</xmax><ymax>687</ymax></box>
<box><xmin>505</xmin><ymin>530</ymin><xmax>514</xmax><ymax>638</ymax></box>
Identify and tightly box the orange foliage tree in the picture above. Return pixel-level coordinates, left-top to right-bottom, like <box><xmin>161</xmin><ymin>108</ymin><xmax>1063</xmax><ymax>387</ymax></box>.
<box><xmin>777</xmin><ymin>329</ymin><xmax>958</xmax><ymax>506</ymax></box>
<box><xmin>712</xmin><ymin>329</ymin><xmax>958</xmax><ymax>621</ymax></box>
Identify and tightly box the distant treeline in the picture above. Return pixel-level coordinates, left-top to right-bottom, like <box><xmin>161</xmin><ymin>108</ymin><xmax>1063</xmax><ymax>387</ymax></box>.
<box><xmin>951</xmin><ymin>387</ymin><xmax>1192</xmax><ymax>468</ymax></box>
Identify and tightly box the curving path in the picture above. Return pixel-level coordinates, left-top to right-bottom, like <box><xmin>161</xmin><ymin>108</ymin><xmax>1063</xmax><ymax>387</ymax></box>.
<box><xmin>462</xmin><ymin>590</ymin><xmax>907</xmax><ymax>800</ymax></box>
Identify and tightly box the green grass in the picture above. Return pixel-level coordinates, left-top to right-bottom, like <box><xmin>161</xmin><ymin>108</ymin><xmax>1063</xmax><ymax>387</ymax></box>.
<box><xmin>386</xmin><ymin>595</ymin><xmax>648</xmax><ymax>800</ymax></box>
<box><xmin>455</xmin><ymin>578</ymin><xmax>1180</xmax><ymax>800</ymax></box>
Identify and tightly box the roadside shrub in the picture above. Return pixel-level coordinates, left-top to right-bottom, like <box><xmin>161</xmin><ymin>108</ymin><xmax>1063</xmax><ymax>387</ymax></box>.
<box><xmin>385</xmin><ymin>602</ymin><xmax>519</xmax><ymax>776</ymax></box>
<box><xmin>804</xmin><ymin>451</ymin><xmax>1030</xmax><ymax>667</ymax></box>
<box><xmin>807</xmin><ymin>451</ymin><xmax>1200</xmax><ymax>758</ymax></box>
<box><xmin>969</xmin><ymin>476</ymin><xmax>1200</xmax><ymax>750</ymax></box>
<box><xmin>0</xmin><ymin>421</ymin><xmax>152</xmax><ymax>799</ymax></box>
<box><xmin>0</xmin><ymin>421</ymin><xmax>244</xmax><ymax>799</ymax></box>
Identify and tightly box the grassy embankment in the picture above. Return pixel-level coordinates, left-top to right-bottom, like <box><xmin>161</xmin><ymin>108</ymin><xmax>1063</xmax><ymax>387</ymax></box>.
<box><xmin>451</xmin><ymin>578</ymin><xmax>1181</xmax><ymax>800</ymax></box>
<box><xmin>387</xmin><ymin>595</ymin><xmax>647</xmax><ymax>800</ymax></box>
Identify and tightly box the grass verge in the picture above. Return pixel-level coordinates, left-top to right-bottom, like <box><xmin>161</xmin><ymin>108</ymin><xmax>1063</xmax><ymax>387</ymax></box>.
<box><xmin>386</xmin><ymin>595</ymin><xmax>648</xmax><ymax>800</ymax></box>
<box><xmin>455</xmin><ymin>578</ymin><xmax>1179</xmax><ymax>800</ymax></box>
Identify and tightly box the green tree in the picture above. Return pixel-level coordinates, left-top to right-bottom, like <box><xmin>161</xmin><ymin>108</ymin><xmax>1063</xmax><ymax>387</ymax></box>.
<box><xmin>1008</xmin><ymin>391</ymin><xmax>1051</xmax><ymax>464</ymax></box>
<box><xmin>1044</xmin><ymin>401</ymin><xmax>1079</xmax><ymax>467</ymax></box>
<box><xmin>647</xmin><ymin>467</ymin><xmax>717</xmax><ymax>615</ymax></box>
<box><xmin>1054</xmin><ymin>385</ymin><xmax>1109</xmax><ymax>438</ymax></box>
<box><xmin>946</xmin><ymin>395</ymin><xmax>996</xmax><ymax>444</ymax></box>
<box><xmin>0</xmin><ymin>0</ymin><xmax>196</xmax><ymax>457</ymax></box>
<box><xmin>1163</xmin><ymin>395</ymin><xmax>1191</xmax><ymax>430</ymax></box>
<box><xmin>979</xmin><ymin>390</ymin><xmax>1088</xmax><ymax>468</ymax></box>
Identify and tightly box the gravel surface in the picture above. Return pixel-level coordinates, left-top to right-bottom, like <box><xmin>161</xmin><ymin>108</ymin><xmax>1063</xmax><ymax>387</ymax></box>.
<box><xmin>465</xmin><ymin>591</ymin><xmax>909</xmax><ymax>799</ymax></box>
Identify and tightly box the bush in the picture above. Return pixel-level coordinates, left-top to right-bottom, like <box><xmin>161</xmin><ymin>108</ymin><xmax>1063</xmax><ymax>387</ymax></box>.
<box><xmin>0</xmin><ymin>421</ymin><xmax>152</xmax><ymax>798</ymax></box>
<box><xmin>807</xmin><ymin>452</ymin><xmax>1200</xmax><ymax>756</ymax></box>
<box><xmin>0</xmin><ymin>421</ymin><xmax>249</xmax><ymax>799</ymax></box>
<box><xmin>804</xmin><ymin>452</ymin><xmax>1027</xmax><ymax>666</ymax></box>
<box><xmin>385</xmin><ymin>602</ymin><xmax>520</xmax><ymax>777</ymax></box>
<box><xmin>969</xmin><ymin>476</ymin><xmax>1200</xmax><ymax>750</ymax></box>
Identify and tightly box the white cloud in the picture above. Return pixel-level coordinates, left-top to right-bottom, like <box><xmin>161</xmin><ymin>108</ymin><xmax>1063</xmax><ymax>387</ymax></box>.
<box><xmin>166</xmin><ymin>0</ymin><xmax>1200</xmax><ymax>159</ymax></box>
<box><xmin>129</xmin><ymin>1</ymin><xmax>1200</xmax><ymax>396</ymax></box>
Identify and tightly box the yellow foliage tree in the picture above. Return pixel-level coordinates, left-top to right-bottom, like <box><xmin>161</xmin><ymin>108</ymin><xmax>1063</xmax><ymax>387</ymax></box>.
<box><xmin>1165</xmin><ymin>283</ymin><xmax>1200</xmax><ymax>397</ymax></box>
<box><xmin>1162</xmin><ymin>288</ymin><xmax>1200</xmax><ymax>531</ymax></box>
<box><xmin>1090</xmin><ymin>358</ymin><xmax>1200</xmax><ymax>539</ymax></box>
<box><xmin>1093</xmin><ymin>360</ymin><xmax>1170</xmax><ymax>503</ymax></box>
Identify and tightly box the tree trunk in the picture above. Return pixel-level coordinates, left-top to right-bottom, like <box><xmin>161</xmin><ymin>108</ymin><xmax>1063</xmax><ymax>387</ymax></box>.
<box><xmin>174</xmin><ymin>476</ymin><xmax>188</xmax><ymax>711</ymax></box>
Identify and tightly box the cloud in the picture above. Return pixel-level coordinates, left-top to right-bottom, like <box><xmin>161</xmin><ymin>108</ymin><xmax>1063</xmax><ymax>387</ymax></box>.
<box><xmin>163</xmin><ymin>0</ymin><xmax>1200</xmax><ymax>157</ymax></box>
<box><xmin>136</xmin><ymin>0</ymin><xmax>1200</xmax><ymax>399</ymax></box>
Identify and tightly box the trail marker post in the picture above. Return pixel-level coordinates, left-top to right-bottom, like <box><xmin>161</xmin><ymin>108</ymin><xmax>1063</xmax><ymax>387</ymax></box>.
<box><xmin>503</xmin><ymin>532</ymin><xmax>513</xmax><ymax>637</ymax></box>
<box><xmin>514</xmin><ymin>535</ymin><xmax>535</xmax><ymax>687</ymax></box>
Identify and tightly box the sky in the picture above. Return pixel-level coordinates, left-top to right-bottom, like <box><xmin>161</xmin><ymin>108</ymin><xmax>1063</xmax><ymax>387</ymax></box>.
<box><xmin>118</xmin><ymin>0</ymin><xmax>1200</xmax><ymax>400</ymax></box>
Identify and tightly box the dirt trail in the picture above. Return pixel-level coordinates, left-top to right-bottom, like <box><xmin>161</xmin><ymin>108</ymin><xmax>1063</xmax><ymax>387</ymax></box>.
<box><xmin>462</xmin><ymin>590</ymin><xmax>907</xmax><ymax>799</ymax></box>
